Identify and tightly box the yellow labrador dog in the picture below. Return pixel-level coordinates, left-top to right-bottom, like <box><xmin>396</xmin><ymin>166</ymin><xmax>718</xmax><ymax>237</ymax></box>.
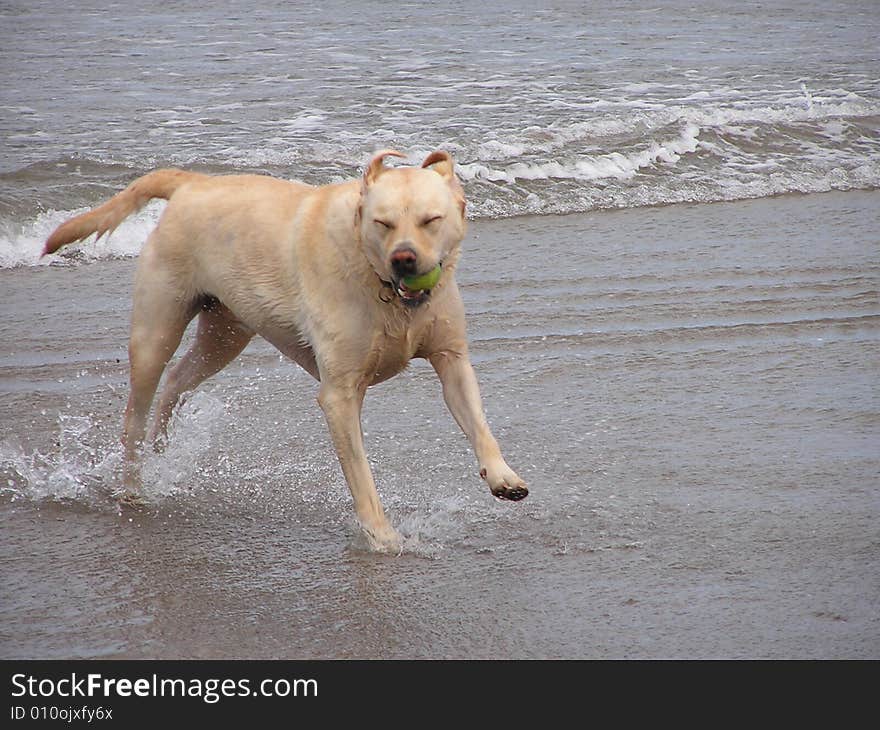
<box><xmin>44</xmin><ymin>150</ymin><xmax>527</xmax><ymax>549</ymax></box>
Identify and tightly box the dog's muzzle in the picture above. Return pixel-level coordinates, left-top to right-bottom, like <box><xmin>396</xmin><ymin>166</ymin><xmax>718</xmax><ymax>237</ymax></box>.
<box><xmin>380</xmin><ymin>248</ymin><xmax>442</xmax><ymax>306</ymax></box>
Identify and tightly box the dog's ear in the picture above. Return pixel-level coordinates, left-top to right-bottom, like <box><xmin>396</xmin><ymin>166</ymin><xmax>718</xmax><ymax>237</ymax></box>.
<box><xmin>422</xmin><ymin>150</ymin><xmax>466</xmax><ymax>217</ymax></box>
<box><xmin>421</xmin><ymin>150</ymin><xmax>456</xmax><ymax>181</ymax></box>
<box><xmin>364</xmin><ymin>149</ymin><xmax>406</xmax><ymax>185</ymax></box>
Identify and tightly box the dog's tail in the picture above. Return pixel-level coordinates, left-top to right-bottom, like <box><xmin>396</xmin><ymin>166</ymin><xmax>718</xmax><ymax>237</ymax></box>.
<box><xmin>43</xmin><ymin>168</ymin><xmax>207</xmax><ymax>256</ymax></box>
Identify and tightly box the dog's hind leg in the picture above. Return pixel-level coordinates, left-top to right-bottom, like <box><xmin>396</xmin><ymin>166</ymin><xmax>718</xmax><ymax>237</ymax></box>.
<box><xmin>120</xmin><ymin>261</ymin><xmax>197</xmax><ymax>502</ymax></box>
<box><xmin>150</xmin><ymin>300</ymin><xmax>253</xmax><ymax>447</ymax></box>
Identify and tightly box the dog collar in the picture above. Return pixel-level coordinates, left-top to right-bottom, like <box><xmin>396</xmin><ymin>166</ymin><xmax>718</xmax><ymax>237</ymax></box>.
<box><xmin>377</xmin><ymin>275</ymin><xmax>396</xmax><ymax>303</ymax></box>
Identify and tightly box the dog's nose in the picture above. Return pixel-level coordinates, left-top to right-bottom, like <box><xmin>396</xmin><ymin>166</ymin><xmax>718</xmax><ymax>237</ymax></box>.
<box><xmin>390</xmin><ymin>247</ymin><xmax>418</xmax><ymax>277</ymax></box>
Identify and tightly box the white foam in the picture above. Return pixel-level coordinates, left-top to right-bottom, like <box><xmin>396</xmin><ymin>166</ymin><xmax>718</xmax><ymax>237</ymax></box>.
<box><xmin>476</xmin><ymin>139</ymin><xmax>528</xmax><ymax>159</ymax></box>
<box><xmin>455</xmin><ymin>87</ymin><xmax>880</xmax><ymax>167</ymax></box>
<box><xmin>281</xmin><ymin>112</ymin><xmax>328</xmax><ymax>132</ymax></box>
<box><xmin>460</xmin><ymin>123</ymin><xmax>702</xmax><ymax>184</ymax></box>
<box><xmin>0</xmin><ymin>200</ymin><xmax>165</xmax><ymax>269</ymax></box>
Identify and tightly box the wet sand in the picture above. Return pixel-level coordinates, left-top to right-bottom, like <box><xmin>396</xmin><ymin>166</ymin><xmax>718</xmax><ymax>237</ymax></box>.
<box><xmin>1</xmin><ymin>191</ymin><xmax>878</xmax><ymax>659</ymax></box>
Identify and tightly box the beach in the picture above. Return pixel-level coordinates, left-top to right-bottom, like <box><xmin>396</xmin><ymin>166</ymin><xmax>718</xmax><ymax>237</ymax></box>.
<box><xmin>2</xmin><ymin>0</ymin><xmax>878</xmax><ymax>660</ymax></box>
<box><xmin>2</xmin><ymin>190</ymin><xmax>878</xmax><ymax>659</ymax></box>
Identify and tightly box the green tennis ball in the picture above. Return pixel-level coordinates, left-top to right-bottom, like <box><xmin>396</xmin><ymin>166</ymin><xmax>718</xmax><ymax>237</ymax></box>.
<box><xmin>402</xmin><ymin>264</ymin><xmax>442</xmax><ymax>291</ymax></box>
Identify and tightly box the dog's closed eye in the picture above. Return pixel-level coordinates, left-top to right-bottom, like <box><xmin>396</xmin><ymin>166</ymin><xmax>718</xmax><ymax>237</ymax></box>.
<box><xmin>422</xmin><ymin>215</ymin><xmax>444</xmax><ymax>227</ymax></box>
<box><xmin>374</xmin><ymin>219</ymin><xmax>394</xmax><ymax>230</ymax></box>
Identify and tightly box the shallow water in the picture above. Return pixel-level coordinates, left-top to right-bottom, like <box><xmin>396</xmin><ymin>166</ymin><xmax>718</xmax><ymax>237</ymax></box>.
<box><xmin>1</xmin><ymin>191</ymin><xmax>878</xmax><ymax>658</ymax></box>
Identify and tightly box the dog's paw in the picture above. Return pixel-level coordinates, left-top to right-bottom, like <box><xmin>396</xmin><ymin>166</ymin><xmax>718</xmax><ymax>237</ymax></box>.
<box><xmin>117</xmin><ymin>491</ymin><xmax>148</xmax><ymax>508</ymax></box>
<box><xmin>480</xmin><ymin>463</ymin><xmax>529</xmax><ymax>501</ymax></box>
<box><xmin>362</xmin><ymin>521</ymin><xmax>404</xmax><ymax>554</ymax></box>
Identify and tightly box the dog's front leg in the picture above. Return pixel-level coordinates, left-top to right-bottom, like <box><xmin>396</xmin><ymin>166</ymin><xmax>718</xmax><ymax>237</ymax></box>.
<box><xmin>317</xmin><ymin>381</ymin><xmax>400</xmax><ymax>551</ymax></box>
<box><xmin>430</xmin><ymin>351</ymin><xmax>528</xmax><ymax>501</ymax></box>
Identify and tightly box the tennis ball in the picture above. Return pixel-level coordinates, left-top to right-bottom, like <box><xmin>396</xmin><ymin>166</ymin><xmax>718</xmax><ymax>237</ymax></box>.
<box><xmin>402</xmin><ymin>264</ymin><xmax>441</xmax><ymax>291</ymax></box>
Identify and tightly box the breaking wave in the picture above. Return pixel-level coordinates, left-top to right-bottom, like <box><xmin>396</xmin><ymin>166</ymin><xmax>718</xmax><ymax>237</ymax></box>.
<box><xmin>2</xmin><ymin>85</ymin><xmax>878</xmax><ymax>268</ymax></box>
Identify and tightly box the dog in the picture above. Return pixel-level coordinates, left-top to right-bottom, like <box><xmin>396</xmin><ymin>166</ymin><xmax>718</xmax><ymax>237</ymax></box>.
<box><xmin>44</xmin><ymin>150</ymin><xmax>527</xmax><ymax>549</ymax></box>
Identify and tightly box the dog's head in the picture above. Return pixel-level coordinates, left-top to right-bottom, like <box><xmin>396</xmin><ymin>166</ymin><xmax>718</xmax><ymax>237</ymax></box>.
<box><xmin>357</xmin><ymin>149</ymin><xmax>466</xmax><ymax>307</ymax></box>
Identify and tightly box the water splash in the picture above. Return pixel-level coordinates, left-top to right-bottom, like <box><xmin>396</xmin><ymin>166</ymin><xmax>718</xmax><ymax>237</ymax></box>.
<box><xmin>391</xmin><ymin>494</ymin><xmax>474</xmax><ymax>557</ymax></box>
<box><xmin>140</xmin><ymin>391</ymin><xmax>228</xmax><ymax>500</ymax></box>
<box><xmin>1</xmin><ymin>412</ymin><xmax>120</xmax><ymax>503</ymax></box>
<box><xmin>1</xmin><ymin>390</ymin><xmax>226</xmax><ymax>505</ymax></box>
